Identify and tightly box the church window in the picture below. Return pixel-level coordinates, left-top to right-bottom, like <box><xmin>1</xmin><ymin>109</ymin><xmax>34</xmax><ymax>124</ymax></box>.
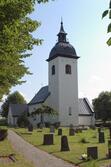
<box><xmin>65</xmin><ymin>64</ymin><xmax>71</xmax><ymax>74</ymax></box>
<box><xmin>69</xmin><ymin>107</ymin><xmax>72</xmax><ymax>116</ymax></box>
<box><xmin>52</xmin><ymin>65</ymin><xmax>55</xmax><ymax>75</ymax></box>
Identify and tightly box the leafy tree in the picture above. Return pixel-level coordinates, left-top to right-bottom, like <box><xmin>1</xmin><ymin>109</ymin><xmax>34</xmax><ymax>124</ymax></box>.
<box><xmin>17</xmin><ymin>112</ymin><xmax>29</xmax><ymax>128</ymax></box>
<box><xmin>1</xmin><ymin>91</ymin><xmax>26</xmax><ymax>117</ymax></box>
<box><xmin>92</xmin><ymin>91</ymin><xmax>111</xmax><ymax>123</ymax></box>
<box><xmin>31</xmin><ymin>105</ymin><xmax>57</xmax><ymax>125</ymax></box>
<box><xmin>102</xmin><ymin>0</ymin><xmax>111</xmax><ymax>46</ymax></box>
<box><xmin>0</xmin><ymin>0</ymin><xmax>53</xmax><ymax>100</ymax></box>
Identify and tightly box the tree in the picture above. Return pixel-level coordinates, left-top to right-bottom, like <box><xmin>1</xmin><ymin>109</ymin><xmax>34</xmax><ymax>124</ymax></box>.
<box><xmin>102</xmin><ymin>0</ymin><xmax>111</xmax><ymax>46</ymax></box>
<box><xmin>92</xmin><ymin>91</ymin><xmax>111</xmax><ymax>123</ymax></box>
<box><xmin>1</xmin><ymin>91</ymin><xmax>26</xmax><ymax>117</ymax></box>
<box><xmin>31</xmin><ymin>105</ymin><xmax>58</xmax><ymax>125</ymax></box>
<box><xmin>0</xmin><ymin>0</ymin><xmax>53</xmax><ymax>100</ymax></box>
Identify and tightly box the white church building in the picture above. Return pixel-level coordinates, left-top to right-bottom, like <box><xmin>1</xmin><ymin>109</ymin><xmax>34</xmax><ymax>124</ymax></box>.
<box><xmin>28</xmin><ymin>22</ymin><xmax>95</xmax><ymax>127</ymax></box>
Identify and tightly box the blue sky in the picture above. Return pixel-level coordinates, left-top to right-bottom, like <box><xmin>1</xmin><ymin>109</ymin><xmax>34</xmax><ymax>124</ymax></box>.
<box><xmin>10</xmin><ymin>0</ymin><xmax>111</xmax><ymax>103</ymax></box>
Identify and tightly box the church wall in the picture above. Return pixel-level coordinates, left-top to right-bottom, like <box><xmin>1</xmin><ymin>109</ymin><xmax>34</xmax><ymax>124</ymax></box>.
<box><xmin>79</xmin><ymin>115</ymin><xmax>95</xmax><ymax>126</ymax></box>
<box><xmin>58</xmin><ymin>57</ymin><xmax>79</xmax><ymax>126</ymax></box>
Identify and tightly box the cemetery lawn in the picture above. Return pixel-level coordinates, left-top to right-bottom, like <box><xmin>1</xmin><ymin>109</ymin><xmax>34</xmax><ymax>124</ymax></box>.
<box><xmin>0</xmin><ymin>136</ymin><xmax>33</xmax><ymax>167</ymax></box>
<box><xmin>13</xmin><ymin>128</ymin><xmax>111</xmax><ymax>167</ymax></box>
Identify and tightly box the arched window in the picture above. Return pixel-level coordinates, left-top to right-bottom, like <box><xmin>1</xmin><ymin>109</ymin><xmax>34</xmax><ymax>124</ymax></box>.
<box><xmin>65</xmin><ymin>64</ymin><xmax>71</xmax><ymax>74</ymax></box>
<box><xmin>52</xmin><ymin>65</ymin><xmax>55</xmax><ymax>75</ymax></box>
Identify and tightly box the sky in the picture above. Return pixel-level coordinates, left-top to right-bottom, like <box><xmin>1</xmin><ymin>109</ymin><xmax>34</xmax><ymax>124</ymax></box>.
<box><xmin>7</xmin><ymin>0</ymin><xmax>111</xmax><ymax>104</ymax></box>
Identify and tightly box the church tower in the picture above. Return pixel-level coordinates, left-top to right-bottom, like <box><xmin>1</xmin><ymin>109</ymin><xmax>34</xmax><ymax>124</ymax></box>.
<box><xmin>47</xmin><ymin>21</ymin><xmax>79</xmax><ymax>126</ymax></box>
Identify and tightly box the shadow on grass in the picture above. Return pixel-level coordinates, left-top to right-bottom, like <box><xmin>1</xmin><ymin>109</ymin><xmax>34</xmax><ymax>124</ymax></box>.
<box><xmin>20</xmin><ymin>132</ymin><xmax>32</xmax><ymax>135</ymax></box>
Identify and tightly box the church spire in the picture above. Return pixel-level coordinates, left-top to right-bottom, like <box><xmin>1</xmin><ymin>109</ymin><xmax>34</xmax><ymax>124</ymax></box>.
<box><xmin>57</xmin><ymin>20</ymin><xmax>67</xmax><ymax>43</ymax></box>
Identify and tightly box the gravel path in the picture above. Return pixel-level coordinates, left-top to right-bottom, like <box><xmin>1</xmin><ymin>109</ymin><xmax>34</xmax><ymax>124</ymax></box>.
<box><xmin>8</xmin><ymin>130</ymin><xmax>77</xmax><ymax>167</ymax></box>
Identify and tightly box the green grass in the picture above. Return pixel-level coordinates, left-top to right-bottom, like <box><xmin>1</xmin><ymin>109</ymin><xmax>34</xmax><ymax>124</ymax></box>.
<box><xmin>0</xmin><ymin>129</ymin><xmax>33</xmax><ymax>167</ymax></box>
<box><xmin>13</xmin><ymin>127</ymin><xmax>111</xmax><ymax>167</ymax></box>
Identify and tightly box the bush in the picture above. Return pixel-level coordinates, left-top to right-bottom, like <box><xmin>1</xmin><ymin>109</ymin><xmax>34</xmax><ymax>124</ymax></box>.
<box><xmin>53</xmin><ymin>122</ymin><xmax>60</xmax><ymax>129</ymax></box>
<box><xmin>0</xmin><ymin>118</ymin><xmax>7</xmax><ymax>126</ymax></box>
<box><xmin>17</xmin><ymin>113</ymin><xmax>29</xmax><ymax>128</ymax></box>
<box><xmin>45</xmin><ymin>122</ymin><xmax>50</xmax><ymax>128</ymax></box>
<box><xmin>0</xmin><ymin>129</ymin><xmax>7</xmax><ymax>141</ymax></box>
<box><xmin>80</xmin><ymin>138</ymin><xmax>89</xmax><ymax>143</ymax></box>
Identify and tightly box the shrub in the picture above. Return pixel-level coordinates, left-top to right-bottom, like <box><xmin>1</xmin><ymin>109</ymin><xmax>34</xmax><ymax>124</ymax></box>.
<box><xmin>0</xmin><ymin>118</ymin><xmax>7</xmax><ymax>126</ymax></box>
<box><xmin>0</xmin><ymin>129</ymin><xmax>7</xmax><ymax>141</ymax></box>
<box><xmin>45</xmin><ymin>122</ymin><xmax>50</xmax><ymax>128</ymax></box>
<box><xmin>80</xmin><ymin>138</ymin><xmax>89</xmax><ymax>143</ymax></box>
<box><xmin>17</xmin><ymin>113</ymin><xmax>29</xmax><ymax>128</ymax></box>
<box><xmin>53</xmin><ymin>122</ymin><xmax>60</xmax><ymax>129</ymax></box>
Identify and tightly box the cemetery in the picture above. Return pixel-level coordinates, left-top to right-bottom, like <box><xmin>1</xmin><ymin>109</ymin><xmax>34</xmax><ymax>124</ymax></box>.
<box><xmin>12</xmin><ymin>126</ymin><xmax>111</xmax><ymax>167</ymax></box>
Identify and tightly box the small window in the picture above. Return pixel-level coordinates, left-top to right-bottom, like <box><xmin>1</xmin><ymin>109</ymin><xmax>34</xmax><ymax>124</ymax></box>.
<box><xmin>69</xmin><ymin>107</ymin><xmax>72</xmax><ymax>116</ymax></box>
<box><xmin>65</xmin><ymin>64</ymin><xmax>71</xmax><ymax>74</ymax></box>
<box><xmin>52</xmin><ymin>65</ymin><xmax>55</xmax><ymax>75</ymax></box>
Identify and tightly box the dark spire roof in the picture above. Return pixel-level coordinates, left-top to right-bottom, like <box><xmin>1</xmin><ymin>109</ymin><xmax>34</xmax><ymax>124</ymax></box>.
<box><xmin>57</xmin><ymin>21</ymin><xmax>67</xmax><ymax>43</ymax></box>
<box><xmin>47</xmin><ymin>21</ymin><xmax>79</xmax><ymax>62</ymax></box>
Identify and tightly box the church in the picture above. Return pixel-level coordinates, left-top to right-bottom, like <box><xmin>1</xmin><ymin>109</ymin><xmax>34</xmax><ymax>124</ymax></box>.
<box><xmin>28</xmin><ymin>21</ymin><xmax>95</xmax><ymax>127</ymax></box>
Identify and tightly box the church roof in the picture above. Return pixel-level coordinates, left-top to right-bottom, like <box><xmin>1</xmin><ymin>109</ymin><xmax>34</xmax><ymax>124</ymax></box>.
<box><xmin>47</xmin><ymin>21</ymin><xmax>79</xmax><ymax>62</ymax></box>
<box><xmin>29</xmin><ymin>86</ymin><xmax>50</xmax><ymax>105</ymax></box>
<box><xmin>79</xmin><ymin>98</ymin><xmax>94</xmax><ymax>116</ymax></box>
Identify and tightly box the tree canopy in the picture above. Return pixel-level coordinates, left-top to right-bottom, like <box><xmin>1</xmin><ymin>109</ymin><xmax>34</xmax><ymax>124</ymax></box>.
<box><xmin>1</xmin><ymin>91</ymin><xmax>27</xmax><ymax>117</ymax></box>
<box><xmin>0</xmin><ymin>0</ymin><xmax>53</xmax><ymax>100</ymax></box>
<box><xmin>102</xmin><ymin>0</ymin><xmax>111</xmax><ymax>46</ymax></box>
<box><xmin>92</xmin><ymin>91</ymin><xmax>111</xmax><ymax>122</ymax></box>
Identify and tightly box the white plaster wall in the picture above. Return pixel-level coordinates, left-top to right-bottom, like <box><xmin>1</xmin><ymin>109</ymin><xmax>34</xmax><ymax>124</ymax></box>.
<box><xmin>79</xmin><ymin>116</ymin><xmax>94</xmax><ymax>126</ymax></box>
<box><xmin>48</xmin><ymin>57</ymin><xmax>79</xmax><ymax>126</ymax></box>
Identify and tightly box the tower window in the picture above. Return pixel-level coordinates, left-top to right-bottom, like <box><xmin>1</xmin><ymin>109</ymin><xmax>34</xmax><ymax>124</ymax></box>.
<box><xmin>65</xmin><ymin>64</ymin><xmax>71</xmax><ymax>74</ymax></box>
<box><xmin>68</xmin><ymin>107</ymin><xmax>72</xmax><ymax>116</ymax></box>
<box><xmin>52</xmin><ymin>65</ymin><xmax>55</xmax><ymax>75</ymax></box>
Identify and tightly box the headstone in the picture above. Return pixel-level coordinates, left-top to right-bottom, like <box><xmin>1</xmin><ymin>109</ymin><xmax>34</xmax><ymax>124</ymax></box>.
<box><xmin>43</xmin><ymin>134</ymin><xmax>54</xmax><ymax>145</ymax></box>
<box><xmin>50</xmin><ymin>125</ymin><xmax>55</xmax><ymax>133</ymax></box>
<box><xmin>87</xmin><ymin>146</ymin><xmax>98</xmax><ymax>159</ymax></box>
<box><xmin>69</xmin><ymin>128</ymin><xmax>75</xmax><ymax>136</ymax></box>
<box><xmin>108</xmin><ymin>140</ymin><xmax>111</xmax><ymax>158</ymax></box>
<box><xmin>99</xmin><ymin>131</ymin><xmax>105</xmax><ymax>143</ymax></box>
<box><xmin>28</xmin><ymin>124</ymin><xmax>33</xmax><ymax>132</ymax></box>
<box><xmin>58</xmin><ymin>128</ymin><xmax>62</xmax><ymax>135</ymax></box>
<box><xmin>61</xmin><ymin>136</ymin><xmax>70</xmax><ymax>151</ymax></box>
<box><xmin>98</xmin><ymin>127</ymin><xmax>101</xmax><ymax>133</ymax></box>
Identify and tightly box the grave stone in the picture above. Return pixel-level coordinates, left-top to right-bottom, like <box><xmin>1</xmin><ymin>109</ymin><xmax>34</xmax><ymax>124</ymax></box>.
<box><xmin>61</xmin><ymin>136</ymin><xmax>70</xmax><ymax>151</ymax></box>
<box><xmin>99</xmin><ymin>131</ymin><xmax>105</xmax><ymax>143</ymax></box>
<box><xmin>28</xmin><ymin>123</ymin><xmax>33</xmax><ymax>132</ymax></box>
<box><xmin>43</xmin><ymin>134</ymin><xmax>54</xmax><ymax>145</ymax></box>
<box><xmin>108</xmin><ymin>140</ymin><xmax>111</xmax><ymax>158</ymax></box>
<box><xmin>69</xmin><ymin>128</ymin><xmax>75</xmax><ymax>136</ymax></box>
<box><xmin>50</xmin><ymin>125</ymin><xmax>55</xmax><ymax>133</ymax></box>
<box><xmin>58</xmin><ymin>128</ymin><xmax>62</xmax><ymax>135</ymax></box>
<box><xmin>87</xmin><ymin>146</ymin><xmax>98</xmax><ymax>159</ymax></box>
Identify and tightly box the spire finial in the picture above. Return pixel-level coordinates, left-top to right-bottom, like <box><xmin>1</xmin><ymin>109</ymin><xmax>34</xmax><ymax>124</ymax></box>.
<box><xmin>61</xmin><ymin>17</ymin><xmax>63</xmax><ymax>24</ymax></box>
